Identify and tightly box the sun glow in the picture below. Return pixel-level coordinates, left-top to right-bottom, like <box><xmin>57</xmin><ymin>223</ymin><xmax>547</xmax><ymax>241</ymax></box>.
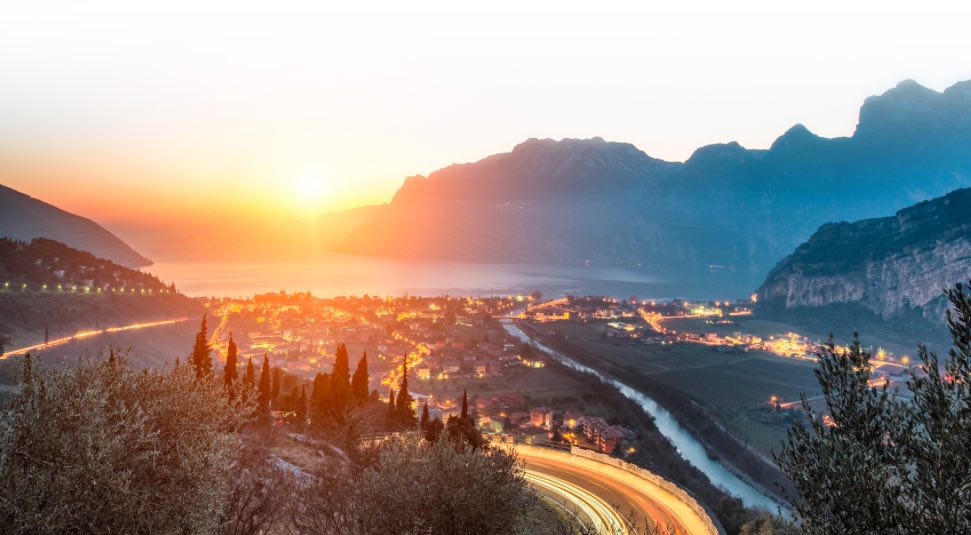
<box><xmin>294</xmin><ymin>175</ymin><xmax>328</xmax><ymax>202</ymax></box>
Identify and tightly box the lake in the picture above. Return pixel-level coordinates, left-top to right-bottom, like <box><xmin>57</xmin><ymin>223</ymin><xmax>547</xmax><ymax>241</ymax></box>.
<box><xmin>145</xmin><ymin>254</ymin><xmax>746</xmax><ymax>300</ymax></box>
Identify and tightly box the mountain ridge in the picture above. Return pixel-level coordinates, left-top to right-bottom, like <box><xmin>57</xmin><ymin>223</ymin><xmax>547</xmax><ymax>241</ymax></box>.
<box><xmin>337</xmin><ymin>78</ymin><xmax>971</xmax><ymax>295</ymax></box>
<box><xmin>0</xmin><ymin>184</ymin><xmax>151</xmax><ymax>268</ymax></box>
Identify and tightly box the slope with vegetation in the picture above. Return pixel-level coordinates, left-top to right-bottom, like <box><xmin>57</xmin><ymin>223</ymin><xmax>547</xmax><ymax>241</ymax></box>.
<box><xmin>0</xmin><ymin>237</ymin><xmax>198</xmax><ymax>359</ymax></box>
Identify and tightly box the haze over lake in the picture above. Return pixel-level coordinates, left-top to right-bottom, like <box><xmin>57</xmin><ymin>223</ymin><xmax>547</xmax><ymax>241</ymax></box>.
<box><xmin>145</xmin><ymin>254</ymin><xmax>743</xmax><ymax>300</ymax></box>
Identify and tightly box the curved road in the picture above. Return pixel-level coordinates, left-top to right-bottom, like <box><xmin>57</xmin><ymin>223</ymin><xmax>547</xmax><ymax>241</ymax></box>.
<box><xmin>515</xmin><ymin>445</ymin><xmax>718</xmax><ymax>535</ymax></box>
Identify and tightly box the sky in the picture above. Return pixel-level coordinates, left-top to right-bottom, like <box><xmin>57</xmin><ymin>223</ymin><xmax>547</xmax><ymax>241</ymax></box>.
<box><xmin>1</xmin><ymin>0</ymin><xmax>970</xmax><ymax>235</ymax></box>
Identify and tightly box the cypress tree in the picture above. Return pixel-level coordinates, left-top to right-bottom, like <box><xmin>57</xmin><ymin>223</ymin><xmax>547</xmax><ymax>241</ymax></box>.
<box><xmin>460</xmin><ymin>387</ymin><xmax>469</xmax><ymax>420</ymax></box>
<box><xmin>331</xmin><ymin>343</ymin><xmax>351</xmax><ymax>406</ymax></box>
<box><xmin>297</xmin><ymin>385</ymin><xmax>307</xmax><ymax>423</ymax></box>
<box><xmin>258</xmin><ymin>355</ymin><xmax>271</xmax><ymax>415</ymax></box>
<box><xmin>224</xmin><ymin>333</ymin><xmax>238</xmax><ymax>398</ymax></box>
<box><xmin>312</xmin><ymin>372</ymin><xmax>330</xmax><ymax>405</ymax></box>
<box><xmin>191</xmin><ymin>315</ymin><xmax>212</xmax><ymax>378</ymax></box>
<box><xmin>420</xmin><ymin>403</ymin><xmax>430</xmax><ymax>429</ymax></box>
<box><xmin>309</xmin><ymin>372</ymin><xmax>331</xmax><ymax>428</ymax></box>
<box><xmin>244</xmin><ymin>357</ymin><xmax>255</xmax><ymax>387</ymax></box>
<box><xmin>350</xmin><ymin>351</ymin><xmax>369</xmax><ymax>403</ymax></box>
<box><xmin>396</xmin><ymin>358</ymin><xmax>416</xmax><ymax>427</ymax></box>
<box><xmin>271</xmin><ymin>366</ymin><xmax>281</xmax><ymax>404</ymax></box>
<box><xmin>387</xmin><ymin>388</ymin><xmax>396</xmax><ymax>419</ymax></box>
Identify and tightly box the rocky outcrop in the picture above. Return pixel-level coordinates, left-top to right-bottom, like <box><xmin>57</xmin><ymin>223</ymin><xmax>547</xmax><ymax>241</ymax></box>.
<box><xmin>756</xmin><ymin>188</ymin><xmax>971</xmax><ymax>325</ymax></box>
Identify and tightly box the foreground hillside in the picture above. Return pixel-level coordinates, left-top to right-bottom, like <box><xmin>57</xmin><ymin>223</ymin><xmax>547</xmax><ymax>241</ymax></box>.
<box><xmin>756</xmin><ymin>187</ymin><xmax>971</xmax><ymax>342</ymax></box>
<box><xmin>340</xmin><ymin>79</ymin><xmax>971</xmax><ymax>295</ymax></box>
<box><xmin>0</xmin><ymin>184</ymin><xmax>151</xmax><ymax>267</ymax></box>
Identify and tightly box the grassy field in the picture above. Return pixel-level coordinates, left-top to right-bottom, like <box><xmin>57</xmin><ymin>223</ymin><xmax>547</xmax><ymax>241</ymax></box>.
<box><xmin>547</xmin><ymin>319</ymin><xmax>822</xmax><ymax>454</ymax></box>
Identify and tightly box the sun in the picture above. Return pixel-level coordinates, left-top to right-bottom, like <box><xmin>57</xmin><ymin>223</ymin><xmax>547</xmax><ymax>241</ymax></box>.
<box><xmin>294</xmin><ymin>175</ymin><xmax>327</xmax><ymax>201</ymax></box>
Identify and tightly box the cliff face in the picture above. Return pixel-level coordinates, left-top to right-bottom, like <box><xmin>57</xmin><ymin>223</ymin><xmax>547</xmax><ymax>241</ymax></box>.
<box><xmin>756</xmin><ymin>188</ymin><xmax>971</xmax><ymax>325</ymax></box>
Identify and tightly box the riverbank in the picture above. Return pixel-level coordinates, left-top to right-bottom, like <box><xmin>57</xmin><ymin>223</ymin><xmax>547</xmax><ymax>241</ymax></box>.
<box><xmin>507</xmin><ymin>319</ymin><xmax>791</xmax><ymax>511</ymax></box>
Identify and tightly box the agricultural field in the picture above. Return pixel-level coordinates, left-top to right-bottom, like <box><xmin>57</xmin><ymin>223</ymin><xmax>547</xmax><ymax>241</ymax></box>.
<box><xmin>543</xmin><ymin>319</ymin><xmax>822</xmax><ymax>455</ymax></box>
<box><xmin>663</xmin><ymin>314</ymin><xmax>930</xmax><ymax>357</ymax></box>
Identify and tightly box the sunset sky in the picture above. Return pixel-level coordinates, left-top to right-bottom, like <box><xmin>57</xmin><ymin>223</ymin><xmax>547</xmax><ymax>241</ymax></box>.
<box><xmin>2</xmin><ymin>0</ymin><xmax>970</xmax><ymax>234</ymax></box>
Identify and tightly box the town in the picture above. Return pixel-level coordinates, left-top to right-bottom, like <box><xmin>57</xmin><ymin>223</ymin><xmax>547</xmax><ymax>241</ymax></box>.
<box><xmin>201</xmin><ymin>292</ymin><xmax>643</xmax><ymax>453</ymax></box>
<box><xmin>200</xmin><ymin>290</ymin><xmax>916</xmax><ymax>458</ymax></box>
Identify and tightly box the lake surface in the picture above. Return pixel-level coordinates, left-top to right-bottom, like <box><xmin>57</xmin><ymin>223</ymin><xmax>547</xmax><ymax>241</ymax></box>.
<box><xmin>146</xmin><ymin>254</ymin><xmax>745</xmax><ymax>300</ymax></box>
<box><xmin>501</xmin><ymin>320</ymin><xmax>786</xmax><ymax>512</ymax></box>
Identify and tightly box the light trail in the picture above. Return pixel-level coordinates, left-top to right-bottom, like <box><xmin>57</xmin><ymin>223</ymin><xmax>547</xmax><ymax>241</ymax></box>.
<box><xmin>524</xmin><ymin>470</ymin><xmax>629</xmax><ymax>535</ymax></box>
<box><xmin>514</xmin><ymin>444</ymin><xmax>719</xmax><ymax>534</ymax></box>
<box><xmin>0</xmin><ymin>317</ymin><xmax>190</xmax><ymax>360</ymax></box>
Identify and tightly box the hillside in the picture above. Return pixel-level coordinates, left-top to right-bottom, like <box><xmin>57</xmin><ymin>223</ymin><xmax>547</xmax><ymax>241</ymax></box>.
<box><xmin>755</xmin><ymin>187</ymin><xmax>971</xmax><ymax>335</ymax></box>
<box><xmin>0</xmin><ymin>237</ymin><xmax>201</xmax><ymax>367</ymax></box>
<box><xmin>0</xmin><ymin>184</ymin><xmax>151</xmax><ymax>267</ymax></box>
<box><xmin>338</xmin><ymin>79</ymin><xmax>971</xmax><ymax>295</ymax></box>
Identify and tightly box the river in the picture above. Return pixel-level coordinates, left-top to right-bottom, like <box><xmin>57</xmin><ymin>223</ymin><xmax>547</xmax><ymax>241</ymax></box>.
<box><xmin>501</xmin><ymin>320</ymin><xmax>786</xmax><ymax>512</ymax></box>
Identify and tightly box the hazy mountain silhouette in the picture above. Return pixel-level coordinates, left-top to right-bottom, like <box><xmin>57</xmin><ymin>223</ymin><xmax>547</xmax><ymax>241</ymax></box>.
<box><xmin>0</xmin><ymin>184</ymin><xmax>151</xmax><ymax>267</ymax></box>
<box><xmin>338</xmin><ymin>79</ymin><xmax>971</xmax><ymax>294</ymax></box>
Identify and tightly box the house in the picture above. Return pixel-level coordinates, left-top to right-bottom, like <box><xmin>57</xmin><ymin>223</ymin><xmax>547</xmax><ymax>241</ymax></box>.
<box><xmin>507</xmin><ymin>411</ymin><xmax>530</xmax><ymax>426</ymax></box>
<box><xmin>430</xmin><ymin>405</ymin><xmax>461</xmax><ymax>422</ymax></box>
<box><xmin>520</xmin><ymin>426</ymin><xmax>550</xmax><ymax>445</ymax></box>
<box><xmin>562</xmin><ymin>412</ymin><xmax>583</xmax><ymax>430</ymax></box>
<box><xmin>529</xmin><ymin>407</ymin><xmax>554</xmax><ymax>429</ymax></box>
<box><xmin>583</xmin><ymin>416</ymin><xmax>625</xmax><ymax>454</ymax></box>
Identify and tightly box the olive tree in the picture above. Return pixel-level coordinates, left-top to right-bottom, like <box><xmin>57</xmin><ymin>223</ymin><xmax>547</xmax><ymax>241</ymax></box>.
<box><xmin>776</xmin><ymin>281</ymin><xmax>971</xmax><ymax>534</ymax></box>
<box><xmin>0</xmin><ymin>353</ymin><xmax>251</xmax><ymax>534</ymax></box>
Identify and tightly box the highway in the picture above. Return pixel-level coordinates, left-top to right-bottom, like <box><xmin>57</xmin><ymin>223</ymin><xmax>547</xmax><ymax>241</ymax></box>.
<box><xmin>515</xmin><ymin>445</ymin><xmax>719</xmax><ymax>535</ymax></box>
<box><xmin>0</xmin><ymin>317</ymin><xmax>190</xmax><ymax>360</ymax></box>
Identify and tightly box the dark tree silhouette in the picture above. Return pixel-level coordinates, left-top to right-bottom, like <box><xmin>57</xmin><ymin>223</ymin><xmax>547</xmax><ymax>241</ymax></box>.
<box><xmin>386</xmin><ymin>388</ymin><xmax>396</xmax><ymax>424</ymax></box>
<box><xmin>350</xmin><ymin>351</ymin><xmax>369</xmax><ymax>403</ymax></box>
<box><xmin>271</xmin><ymin>367</ymin><xmax>281</xmax><ymax>405</ymax></box>
<box><xmin>395</xmin><ymin>358</ymin><xmax>416</xmax><ymax>428</ymax></box>
<box><xmin>191</xmin><ymin>315</ymin><xmax>212</xmax><ymax>378</ymax></box>
<box><xmin>258</xmin><ymin>355</ymin><xmax>271</xmax><ymax>416</ymax></box>
<box><xmin>244</xmin><ymin>357</ymin><xmax>255</xmax><ymax>388</ymax></box>
<box><xmin>330</xmin><ymin>343</ymin><xmax>351</xmax><ymax>406</ymax></box>
<box><xmin>224</xmin><ymin>333</ymin><xmax>238</xmax><ymax>399</ymax></box>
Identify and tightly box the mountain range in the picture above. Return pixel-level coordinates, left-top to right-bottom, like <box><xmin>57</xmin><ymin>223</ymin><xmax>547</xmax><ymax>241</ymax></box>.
<box><xmin>338</xmin><ymin>79</ymin><xmax>971</xmax><ymax>295</ymax></box>
<box><xmin>0</xmin><ymin>184</ymin><xmax>151</xmax><ymax>268</ymax></box>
